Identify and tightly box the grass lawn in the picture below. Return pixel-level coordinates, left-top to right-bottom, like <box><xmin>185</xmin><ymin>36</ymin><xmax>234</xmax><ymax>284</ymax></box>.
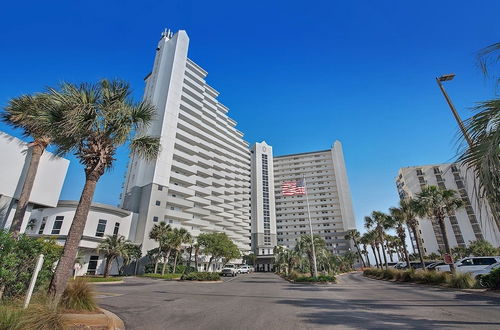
<box><xmin>140</xmin><ymin>273</ymin><xmax>182</xmax><ymax>280</ymax></box>
<box><xmin>79</xmin><ymin>276</ymin><xmax>123</xmax><ymax>282</ymax></box>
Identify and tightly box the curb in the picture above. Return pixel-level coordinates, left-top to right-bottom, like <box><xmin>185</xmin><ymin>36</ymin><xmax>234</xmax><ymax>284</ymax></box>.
<box><xmin>62</xmin><ymin>308</ymin><xmax>125</xmax><ymax>330</ymax></box>
<box><xmin>91</xmin><ymin>280</ymin><xmax>125</xmax><ymax>285</ymax></box>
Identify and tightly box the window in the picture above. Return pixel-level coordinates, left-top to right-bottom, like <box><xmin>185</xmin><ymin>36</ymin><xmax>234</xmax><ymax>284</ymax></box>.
<box><xmin>87</xmin><ymin>256</ymin><xmax>99</xmax><ymax>275</ymax></box>
<box><xmin>113</xmin><ymin>222</ymin><xmax>120</xmax><ymax>236</ymax></box>
<box><xmin>158</xmin><ymin>185</ymin><xmax>163</xmax><ymax>191</ymax></box>
<box><xmin>95</xmin><ymin>219</ymin><xmax>107</xmax><ymax>237</ymax></box>
<box><xmin>473</xmin><ymin>258</ymin><xmax>497</xmax><ymax>266</ymax></box>
<box><xmin>38</xmin><ymin>217</ymin><xmax>47</xmax><ymax>234</ymax></box>
<box><xmin>155</xmin><ymin>200</ymin><xmax>161</xmax><ymax>206</ymax></box>
<box><xmin>51</xmin><ymin>216</ymin><xmax>64</xmax><ymax>234</ymax></box>
<box><xmin>153</xmin><ymin>216</ymin><xmax>159</xmax><ymax>222</ymax></box>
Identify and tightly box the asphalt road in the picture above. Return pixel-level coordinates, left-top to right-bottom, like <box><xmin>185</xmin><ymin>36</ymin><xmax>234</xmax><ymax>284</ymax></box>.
<box><xmin>97</xmin><ymin>272</ymin><xmax>500</xmax><ymax>330</ymax></box>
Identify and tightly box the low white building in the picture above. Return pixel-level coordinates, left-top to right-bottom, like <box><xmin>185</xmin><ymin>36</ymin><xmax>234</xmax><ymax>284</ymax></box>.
<box><xmin>396</xmin><ymin>163</ymin><xmax>500</xmax><ymax>255</ymax></box>
<box><xmin>0</xmin><ymin>132</ymin><xmax>69</xmax><ymax>231</ymax></box>
<box><xmin>26</xmin><ymin>200</ymin><xmax>137</xmax><ymax>276</ymax></box>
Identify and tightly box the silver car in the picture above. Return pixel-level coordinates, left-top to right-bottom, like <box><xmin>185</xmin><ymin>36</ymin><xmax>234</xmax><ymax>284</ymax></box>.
<box><xmin>221</xmin><ymin>264</ymin><xmax>238</xmax><ymax>277</ymax></box>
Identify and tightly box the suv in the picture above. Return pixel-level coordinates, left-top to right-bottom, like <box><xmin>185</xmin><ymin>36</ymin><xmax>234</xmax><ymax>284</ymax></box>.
<box><xmin>221</xmin><ymin>264</ymin><xmax>238</xmax><ymax>277</ymax></box>
<box><xmin>435</xmin><ymin>256</ymin><xmax>500</xmax><ymax>273</ymax></box>
<box><xmin>238</xmin><ymin>265</ymin><xmax>251</xmax><ymax>274</ymax></box>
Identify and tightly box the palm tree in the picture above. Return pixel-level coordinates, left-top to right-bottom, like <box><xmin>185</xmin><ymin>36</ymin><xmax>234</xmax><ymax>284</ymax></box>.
<box><xmin>149</xmin><ymin>222</ymin><xmax>172</xmax><ymax>275</ymax></box>
<box><xmin>458</xmin><ymin>100</ymin><xmax>500</xmax><ymax>230</ymax></box>
<box><xmin>170</xmin><ymin>228</ymin><xmax>192</xmax><ymax>273</ymax></box>
<box><xmin>361</xmin><ymin>231</ymin><xmax>379</xmax><ymax>268</ymax></box>
<box><xmin>295</xmin><ymin>234</ymin><xmax>326</xmax><ymax>277</ymax></box>
<box><xmin>47</xmin><ymin>80</ymin><xmax>160</xmax><ymax>299</ymax></box>
<box><xmin>2</xmin><ymin>94</ymin><xmax>58</xmax><ymax>236</ymax></box>
<box><xmin>344</xmin><ymin>229</ymin><xmax>366</xmax><ymax>267</ymax></box>
<box><xmin>97</xmin><ymin>235</ymin><xmax>128</xmax><ymax>278</ymax></box>
<box><xmin>193</xmin><ymin>243</ymin><xmax>201</xmax><ymax>271</ymax></box>
<box><xmin>364</xmin><ymin>211</ymin><xmax>391</xmax><ymax>269</ymax></box>
<box><xmin>388</xmin><ymin>205</ymin><xmax>412</xmax><ymax>269</ymax></box>
<box><xmin>397</xmin><ymin>198</ymin><xmax>427</xmax><ymax>269</ymax></box>
<box><xmin>415</xmin><ymin>186</ymin><xmax>464</xmax><ymax>272</ymax></box>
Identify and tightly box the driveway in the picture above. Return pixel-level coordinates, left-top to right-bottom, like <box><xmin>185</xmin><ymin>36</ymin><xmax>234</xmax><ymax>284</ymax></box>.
<box><xmin>97</xmin><ymin>272</ymin><xmax>500</xmax><ymax>329</ymax></box>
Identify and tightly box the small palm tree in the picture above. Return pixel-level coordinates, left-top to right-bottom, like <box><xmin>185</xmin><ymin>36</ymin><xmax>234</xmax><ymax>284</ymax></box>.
<box><xmin>2</xmin><ymin>94</ymin><xmax>58</xmax><ymax>236</ymax></box>
<box><xmin>415</xmin><ymin>186</ymin><xmax>464</xmax><ymax>272</ymax></box>
<box><xmin>170</xmin><ymin>228</ymin><xmax>192</xmax><ymax>273</ymax></box>
<box><xmin>360</xmin><ymin>230</ymin><xmax>379</xmax><ymax>268</ymax></box>
<box><xmin>97</xmin><ymin>235</ymin><xmax>128</xmax><ymax>278</ymax></box>
<box><xmin>295</xmin><ymin>234</ymin><xmax>326</xmax><ymax>277</ymax></box>
<box><xmin>344</xmin><ymin>229</ymin><xmax>366</xmax><ymax>267</ymax></box>
<box><xmin>47</xmin><ymin>80</ymin><xmax>160</xmax><ymax>299</ymax></box>
<box><xmin>149</xmin><ymin>221</ymin><xmax>172</xmax><ymax>275</ymax></box>
<box><xmin>397</xmin><ymin>198</ymin><xmax>427</xmax><ymax>269</ymax></box>
<box><xmin>364</xmin><ymin>211</ymin><xmax>391</xmax><ymax>269</ymax></box>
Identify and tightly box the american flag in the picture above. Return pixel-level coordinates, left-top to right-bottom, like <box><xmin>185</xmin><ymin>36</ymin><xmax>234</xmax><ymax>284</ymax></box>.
<box><xmin>281</xmin><ymin>179</ymin><xmax>306</xmax><ymax>196</ymax></box>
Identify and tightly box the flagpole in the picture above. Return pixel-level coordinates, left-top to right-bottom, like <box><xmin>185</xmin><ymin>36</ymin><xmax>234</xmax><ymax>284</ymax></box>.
<box><xmin>303</xmin><ymin>174</ymin><xmax>318</xmax><ymax>278</ymax></box>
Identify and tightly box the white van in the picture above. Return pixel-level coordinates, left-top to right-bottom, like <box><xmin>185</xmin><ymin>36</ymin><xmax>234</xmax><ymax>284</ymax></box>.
<box><xmin>435</xmin><ymin>256</ymin><xmax>500</xmax><ymax>273</ymax></box>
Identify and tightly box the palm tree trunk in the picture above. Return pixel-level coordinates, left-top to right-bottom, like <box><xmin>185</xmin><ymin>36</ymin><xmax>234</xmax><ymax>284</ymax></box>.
<box><xmin>194</xmin><ymin>248</ymin><xmax>199</xmax><ymax>271</ymax></box>
<box><xmin>185</xmin><ymin>246</ymin><xmax>193</xmax><ymax>273</ymax></box>
<box><xmin>48</xmin><ymin>176</ymin><xmax>99</xmax><ymax>300</ymax></box>
<box><xmin>411</xmin><ymin>225</ymin><xmax>426</xmax><ymax>270</ymax></box>
<box><xmin>161</xmin><ymin>250</ymin><xmax>170</xmax><ymax>275</ymax></box>
<box><xmin>398</xmin><ymin>230</ymin><xmax>411</xmax><ymax>271</ymax></box>
<box><xmin>379</xmin><ymin>237</ymin><xmax>388</xmax><ymax>269</ymax></box>
<box><xmin>354</xmin><ymin>242</ymin><xmax>366</xmax><ymax>267</ymax></box>
<box><xmin>103</xmin><ymin>256</ymin><xmax>113</xmax><ymax>278</ymax></box>
<box><xmin>10</xmin><ymin>142</ymin><xmax>46</xmax><ymax>236</ymax></box>
<box><xmin>173</xmin><ymin>251</ymin><xmax>178</xmax><ymax>273</ymax></box>
<box><xmin>207</xmin><ymin>256</ymin><xmax>214</xmax><ymax>272</ymax></box>
<box><xmin>154</xmin><ymin>260</ymin><xmax>159</xmax><ymax>274</ymax></box>
<box><xmin>363</xmin><ymin>246</ymin><xmax>371</xmax><ymax>267</ymax></box>
<box><xmin>371</xmin><ymin>244</ymin><xmax>379</xmax><ymax>268</ymax></box>
<box><xmin>375</xmin><ymin>244</ymin><xmax>383</xmax><ymax>269</ymax></box>
<box><xmin>437</xmin><ymin>217</ymin><xmax>455</xmax><ymax>272</ymax></box>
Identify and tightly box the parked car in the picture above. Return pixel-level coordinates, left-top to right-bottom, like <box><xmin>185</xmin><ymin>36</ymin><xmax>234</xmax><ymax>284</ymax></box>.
<box><xmin>435</xmin><ymin>256</ymin><xmax>500</xmax><ymax>273</ymax></box>
<box><xmin>238</xmin><ymin>265</ymin><xmax>251</xmax><ymax>274</ymax></box>
<box><xmin>471</xmin><ymin>262</ymin><xmax>500</xmax><ymax>279</ymax></box>
<box><xmin>221</xmin><ymin>264</ymin><xmax>238</xmax><ymax>277</ymax></box>
<box><xmin>427</xmin><ymin>262</ymin><xmax>445</xmax><ymax>270</ymax></box>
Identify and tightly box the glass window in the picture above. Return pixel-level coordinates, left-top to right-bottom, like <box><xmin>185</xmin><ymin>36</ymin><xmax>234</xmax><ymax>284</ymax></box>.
<box><xmin>474</xmin><ymin>258</ymin><xmax>496</xmax><ymax>265</ymax></box>
<box><xmin>155</xmin><ymin>200</ymin><xmax>161</xmax><ymax>206</ymax></box>
<box><xmin>113</xmin><ymin>222</ymin><xmax>120</xmax><ymax>236</ymax></box>
<box><xmin>38</xmin><ymin>216</ymin><xmax>47</xmax><ymax>234</ymax></box>
<box><xmin>95</xmin><ymin>219</ymin><xmax>107</xmax><ymax>237</ymax></box>
<box><xmin>153</xmin><ymin>216</ymin><xmax>159</xmax><ymax>222</ymax></box>
<box><xmin>87</xmin><ymin>255</ymin><xmax>99</xmax><ymax>275</ymax></box>
<box><xmin>51</xmin><ymin>216</ymin><xmax>64</xmax><ymax>234</ymax></box>
<box><xmin>461</xmin><ymin>258</ymin><xmax>473</xmax><ymax>266</ymax></box>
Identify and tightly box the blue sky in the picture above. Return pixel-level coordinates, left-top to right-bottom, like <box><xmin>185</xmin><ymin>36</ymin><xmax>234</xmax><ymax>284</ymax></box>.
<box><xmin>1</xmin><ymin>1</ymin><xmax>498</xmax><ymax>231</ymax></box>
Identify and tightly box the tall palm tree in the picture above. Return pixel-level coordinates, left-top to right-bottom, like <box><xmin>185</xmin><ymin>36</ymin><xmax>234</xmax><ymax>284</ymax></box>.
<box><xmin>458</xmin><ymin>100</ymin><xmax>500</xmax><ymax>230</ymax></box>
<box><xmin>344</xmin><ymin>229</ymin><xmax>366</xmax><ymax>267</ymax></box>
<box><xmin>364</xmin><ymin>211</ymin><xmax>391</xmax><ymax>269</ymax></box>
<box><xmin>415</xmin><ymin>186</ymin><xmax>464</xmax><ymax>272</ymax></box>
<box><xmin>47</xmin><ymin>80</ymin><xmax>160</xmax><ymax>299</ymax></box>
<box><xmin>388</xmin><ymin>205</ymin><xmax>412</xmax><ymax>269</ymax></box>
<box><xmin>149</xmin><ymin>222</ymin><xmax>173</xmax><ymax>275</ymax></box>
<box><xmin>97</xmin><ymin>235</ymin><xmax>128</xmax><ymax>278</ymax></box>
<box><xmin>2</xmin><ymin>94</ymin><xmax>58</xmax><ymax>236</ymax></box>
<box><xmin>397</xmin><ymin>198</ymin><xmax>427</xmax><ymax>269</ymax></box>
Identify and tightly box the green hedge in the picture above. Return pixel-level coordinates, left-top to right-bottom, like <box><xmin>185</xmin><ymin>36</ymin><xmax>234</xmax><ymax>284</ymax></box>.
<box><xmin>141</xmin><ymin>273</ymin><xmax>182</xmax><ymax>280</ymax></box>
<box><xmin>479</xmin><ymin>268</ymin><xmax>500</xmax><ymax>289</ymax></box>
<box><xmin>181</xmin><ymin>272</ymin><xmax>220</xmax><ymax>281</ymax></box>
<box><xmin>144</xmin><ymin>264</ymin><xmax>196</xmax><ymax>274</ymax></box>
<box><xmin>295</xmin><ymin>275</ymin><xmax>336</xmax><ymax>283</ymax></box>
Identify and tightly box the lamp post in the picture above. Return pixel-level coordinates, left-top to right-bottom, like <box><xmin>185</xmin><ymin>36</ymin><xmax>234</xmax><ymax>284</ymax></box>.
<box><xmin>435</xmin><ymin>74</ymin><xmax>473</xmax><ymax>147</ymax></box>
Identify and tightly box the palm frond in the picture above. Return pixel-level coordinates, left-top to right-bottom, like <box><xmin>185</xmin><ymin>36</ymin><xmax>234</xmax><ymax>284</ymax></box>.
<box><xmin>130</xmin><ymin>135</ymin><xmax>160</xmax><ymax>161</ymax></box>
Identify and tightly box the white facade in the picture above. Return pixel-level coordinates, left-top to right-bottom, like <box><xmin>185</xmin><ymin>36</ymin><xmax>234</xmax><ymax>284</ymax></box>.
<box><xmin>273</xmin><ymin>141</ymin><xmax>356</xmax><ymax>254</ymax></box>
<box><xmin>396</xmin><ymin>163</ymin><xmax>500</xmax><ymax>254</ymax></box>
<box><xmin>0</xmin><ymin>132</ymin><xmax>69</xmax><ymax>232</ymax></box>
<box><xmin>121</xmin><ymin>30</ymin><xmax>252</xmax><ymax>256</ymax></box>
<box><xmin>250</xmin><ymin>142</ymin><xmax>277</xmax><ymax>271</ymax></box>
<box><xmin>26</xmin><ymin>200</ymin><xmax>137</xmax><ymax>276</ymax></box>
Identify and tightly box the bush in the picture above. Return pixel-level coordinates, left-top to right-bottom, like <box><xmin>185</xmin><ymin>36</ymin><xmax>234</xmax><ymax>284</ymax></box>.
<box><xmin>59</xmin><ymin>278</ymin><xmax>98</xmax><ymax>312</ymax></box>
<box><xmin>363</xmin><ymin>268</ymin><xmax>384</xmax><ymax>278</ymax></box>
<box><xmin>0</xmin><ymin>304</ymin><xmax>23</xmax><ymax>330</ymax></box>
<box><xmin>448</xmin><ymin>272</ymin><xmax>476</xmax><ymax>289</ymax></box>
<box><xmin>144</xmin><ymin>263</ymin><xmax>196</xmax><ymax>274</ymax></box>
<box><xmin>478</xmin><ymin>268</ymin><xmax>500</xmax><ymax>289</ymax></box>
<box><xmin>400</xmin><ymin>269</ymin><xmax>415</xmax><ymax>282</ymax></box>
<box><xmin>295</xmin><ymin>275</ymin><xmax>336</xmax><ymax>283</ymax></box>
<box><xmin>382</xmin><ymin>268</ymin><xmax>399</xmax><ymax>280</ymax></box>
<box><xmin>419</xmin><ymin>270</ymin><xmax>449</xmax><ymax>285</ymax></box>
<box><xmin>141</xmin><ymin>273</ymin><xmax>182</xmax><ymax>280</ymax></box>
<box><xmin>181</xmin><ymin>272</ymin><xmax>220</xmax><ymax>281</ymax></box>
<box><xmin>287</xmin><ymin>270</ymin><xmax>301</xmax><ymax>281</ymax></box>
<box><xmin>0</xmin><ymin>231</ymin><xmax>62</xmax><ymax>300</ymax></box>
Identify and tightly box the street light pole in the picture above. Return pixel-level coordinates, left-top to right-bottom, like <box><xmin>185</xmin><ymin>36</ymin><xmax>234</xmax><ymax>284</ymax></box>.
<box><xmin>435</xmin><ymin>74</ymin><xmax>473</xmax><ymax>147</ymax></box>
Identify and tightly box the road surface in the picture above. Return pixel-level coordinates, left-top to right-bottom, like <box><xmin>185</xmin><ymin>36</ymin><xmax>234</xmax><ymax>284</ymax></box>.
<box><xmin>97</xmin><ymin>272</ymin><xmax>500</xmax><ymax>329</ymax></box>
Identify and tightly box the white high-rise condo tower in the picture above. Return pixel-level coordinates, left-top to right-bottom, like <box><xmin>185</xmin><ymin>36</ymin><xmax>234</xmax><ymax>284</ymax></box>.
<box><xmin>273</xmin><ymin>141</ymin><xmax>356</xmax><ymax>254</ymax></box>
<box><xmin>250</xmin><ymin>141</ymin><xmax>277</xmax><ymax>271</ymax></box>
<box><xmin>121</xmin><ymin>30</ymin><xmax>252</xmax><ymax>258</ymax></box>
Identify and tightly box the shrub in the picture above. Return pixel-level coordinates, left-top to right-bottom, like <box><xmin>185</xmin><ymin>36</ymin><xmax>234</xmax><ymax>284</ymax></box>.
<box><xmin>287</xmin><ymin>270</ymin><xmax>301</xmax><ymax>281</ymax></box>
<box><xmin>382</xmin><ymin>268</ymin><xmax>399</xmax><ymax>280</ymax></box>
<box><xmin>144</xmin><ymin>264</ymin><xmax>197</xmax><ymax>274</ymax></box>
<box><xmin>0</xmin><ymin>231</ymin><xmax>62</xmax><ymax>300</ymax></box>
<box><xmin>181</xmin><ymin>272</ymin><xmax>220</xmax><ymax>281</ymax></box>
<box><xmin>142</xmin><ymin>273</ymin><xmax>182</xmax><ymax>280</ymax></box>
<box><xmin>0</xmin><ymin>304</ymin><xmax>23</xmax><ymax>330</ymax></box>
<box><xmin>22</xmin><ymin>299</ymin><xmax>64</xmax><ymax>330</ymax></box>
<box><xmin>448</xmin><ymin>272</ymin><xmax>476</xmax><ymax>289</ymax></box>
<box><xmin>59</xmin><ymin>278</ymin><xmax>98</xmax><ymax>312</ymax></box>
<box><xmin>295</xmin><ymin>275</ymin><xmax>336</xmax><ymax>283</ymax></box>
<box><xmin>478</xmin><ymin>268</ymin><xmax>500</xmax><ymax>289</ymax></box>
<box><xmin>400</xmin><ymin>269</ymin><xmax>415</xmax><ymax>282</ymax></box>
<box><xmin>363</xmin><ymin>268</ymin><xmax>384</xmax><ymax>278</ymax></box>
<box><xmin>421</xmin><ymin>271</ymin><xmax>449</xmax><ymax>285</ymax></box>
